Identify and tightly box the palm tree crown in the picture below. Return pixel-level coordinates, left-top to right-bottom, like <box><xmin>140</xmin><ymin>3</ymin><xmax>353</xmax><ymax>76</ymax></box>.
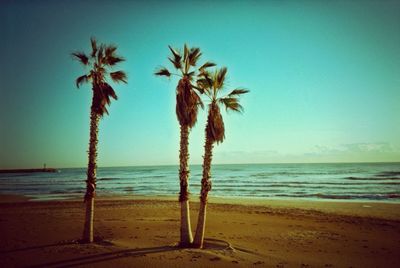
<box><xmin>197</xmin><ymin>67</ymin><xmax>249</xmax><ymax>144</ymax></box>
<box><xmin>155</xmin><ymin>44</ymin><xmax>215</xmax><ymax>128</ymax></box>
<box><xmin>72</xmin><ymin>37</ymin><xmax>127</xmax><ymax>116</ymax></box>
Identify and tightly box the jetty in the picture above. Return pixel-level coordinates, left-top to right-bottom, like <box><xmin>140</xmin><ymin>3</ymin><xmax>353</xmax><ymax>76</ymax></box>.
<box><xmin>0</xmin><ymin>168</ymin><xmax>58</xmax><ymax>174</ymax></box>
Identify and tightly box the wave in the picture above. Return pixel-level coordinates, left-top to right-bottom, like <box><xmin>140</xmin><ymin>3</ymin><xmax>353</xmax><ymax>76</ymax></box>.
<box><xmin>98</xmin><ymin>175</ymin><xmax>167</xmax><ymax>181</ymax></box>
<box><xmin>250</xmin><ymin>170</ymin><xmax>364</xmax><ymax>177</ymax></box>
<box><xmin>214</xmin><ymin>180</ymin><xmax>400</xmax><ymax>186</ymax></box>
<box><xmin>50</xmin><ymin>190</ymin><xmax>83</xmax><ymax>194</ymax></box>
<box><xmin>0</xmin><ymin>173</ymin><xmax>33</xmax><ymax>178</ymax></box>
<box><xmin>99</xmin><ymin>177</ymin><xmax>117</xmax><ymax>181</ymax></box>
<box><xmin>275</xmin><ymin>193</ymin><xmax>400</xmax><ymax>200</ymax></box>
<box><xmin>212</xmin><ymin>185</ymin><xmax>377</xmax><ymax>191</ymax></box>
<box><xmin>376</xmin><ymin>171</ymin><xmax>400</xmax><ymax>177</ymax></box>
<box><xmin>345</xmin><ymin>176</ymin><xmax>400</xmax><ymax>181</ymax></box>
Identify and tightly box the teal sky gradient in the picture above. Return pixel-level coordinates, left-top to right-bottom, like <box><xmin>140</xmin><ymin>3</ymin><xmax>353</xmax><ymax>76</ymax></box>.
<box><xmin>1</xmin><ymin>0</ymin><xmax>399</xmax><ymax>168</ymax></box>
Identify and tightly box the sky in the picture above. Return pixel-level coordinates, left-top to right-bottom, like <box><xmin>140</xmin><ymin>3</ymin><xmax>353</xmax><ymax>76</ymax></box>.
<box><xmin>0</xmin><ymin>0</ymin><xmax>399</xmax><ymax>168</ymax></box>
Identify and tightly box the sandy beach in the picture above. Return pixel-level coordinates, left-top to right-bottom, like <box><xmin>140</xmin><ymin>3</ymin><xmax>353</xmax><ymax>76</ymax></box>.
<box><xmin>1</xmin><ymin>195</ymin><xmax>400</xmax><ymax>267</ymax></box>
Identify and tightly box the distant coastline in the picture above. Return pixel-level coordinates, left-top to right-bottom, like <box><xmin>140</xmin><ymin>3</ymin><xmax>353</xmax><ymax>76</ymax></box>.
<box><xmin>0</xmin><ymin>168</ymin><xmax>58</xmax><ymax>174</ymax></box>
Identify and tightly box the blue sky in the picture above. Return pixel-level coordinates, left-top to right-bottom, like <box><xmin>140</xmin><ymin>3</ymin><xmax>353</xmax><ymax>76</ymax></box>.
<box><xmin>1</xmin><ymin>0</ymin><xmax>399</xmax><ymax>168</ymax></box>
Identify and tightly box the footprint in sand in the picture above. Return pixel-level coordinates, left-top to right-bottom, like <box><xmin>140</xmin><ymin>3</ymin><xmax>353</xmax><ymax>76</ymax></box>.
<box><xmin>209</xmin><ymin>257</ymin><xmax>221</xmax><ymax>261</ymax></box>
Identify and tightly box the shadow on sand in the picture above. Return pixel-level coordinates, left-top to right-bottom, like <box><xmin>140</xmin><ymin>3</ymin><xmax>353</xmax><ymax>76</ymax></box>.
<box><xmin>29</xmin><ymin>245</ymin><xmax>177</xmax><ymax>268</ymax></box>
<box><xmin>2</xmin><ymin>238</ymin><xmax>257</xmax><ymax>267</ymax></box>
<box><xmin>0</xmin><ymin>241</ymin><xmax>78</xmax><ymax>254</ymax></box>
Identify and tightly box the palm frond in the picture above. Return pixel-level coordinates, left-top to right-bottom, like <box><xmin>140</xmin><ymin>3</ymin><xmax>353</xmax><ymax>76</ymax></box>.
<box><xmin>183</xmin><ymin>44</ymin><xmax>189</xmax><ymax>61</ymax></box>
<box><xmin>216</xmin><ymin>67</ymin><xmax>228</xmax><ymax>89</ymax></box>
<box><xmin>71</xmin><ymin>52</ymin><xmax>89</xmax><ymax>65</ymax></box>
<box><xmin>183</xmin><ymin>44</ymin><xmax>190</xmax><ymax>73</ymax></box>
<box><xmin>101</xmin><ymin>83</ymin><xmax>118</xmax><ymax>100</ymax></box>
<box><xmin>219</xmin><ymin>97</ymin><xmax>243</xmax><ymax>113</ymax></box>
<box><xmin>192</xmin><ymin>84</ymin><xmax>205</xmax><ymax>94</ymax></box>
<box><xmin>199</xmin><ymin>61</ymin><xmax>216</xmax><ymax>71</ymax></box>
<box><xmin>110</xmin><ymin>71</ymin><xmax>127</xmax><ymax>83</ymax></box>
<box><xmin>105</xmin><ymin>55</ymin><xmax>125</xmax><ymax>66</ymax></box>
<box><xmin>105</xmin><ymin>45</ymin><xmax>117</xmax><ymax>57</ymax></box>
<box><xmin>76</xmin><ymin>74</ymin><xmax>89</xmax><ymax>88</ymax></box>
<box><xmin>198</xmin><ymin>69</ymin><xmax>211</xmax><ymax>78</ymax></box>
<box><xmin>168</xmin><ymin>45</ymin><xmax>181</xmax><ymax>60</ymax></box>
<box><xmin>92</xmin><ymin>83</ymin><xmax>118</xmax><ymax>117</ymax></box>
<box><xmin>90</xmin><ymin>37</ymin><xmax>98</xmax><ymax>58</ymax></box>
<box><xmin>196</xmin><ymin>70</ymin><xmax>214</xmax><ymax>99</ymax></box>
<box><xmin>154</xmin><ymin>67</ymin><xmax>171</xmax><ymax>77</ymax></box>
<box><xmin>168</xmin><ymin>57</ymin><xmax>181</xmax><ymax>69</ymax></box>
<box><xmin>196</xmin><ymin>78</ymin><xmax>212</xmax><ymax>91</ymax></box>
<box><xmin>193</xmin><ymin>90</ymin><xmax>204</xmax><ymax>109</ymax></box>
<box><xmin>97</xmin><ymin>45</ymin><xmax>104</xmax><ymax>65</ymax></box>
<box><xmin>187</xmin><ymin>71</ymin><xmax>196</xmax><ymax>81</ymax></box>
<box><xmin>228</xmin><ymin>88</ymin><xmax>250</xmax><ymax>96</ymax></box>
<box><xmin>188</xmin><ymin>47</ymin><xmax>201</xmax><ymax>66</ymax></box>
<box><xmin>168</xmin><ymin>45</ymin><xmax>182</xmax><ymax>69</ymax></box>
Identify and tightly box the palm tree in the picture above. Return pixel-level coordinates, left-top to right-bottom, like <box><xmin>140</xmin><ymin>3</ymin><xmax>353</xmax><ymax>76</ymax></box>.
<box><xmin>155</xmin><ymin>45</ymin><xmax>215</xmax><ymax>247</ymax></box>
<box><xmin>72</xmin><ymin>37</ymin><xmax>127</xmax><ymax>243</ymax></box>
<box><xmin>192</xmin><ymin>67</ymin><xmax>248</xmax><ymax>248</ymax></box>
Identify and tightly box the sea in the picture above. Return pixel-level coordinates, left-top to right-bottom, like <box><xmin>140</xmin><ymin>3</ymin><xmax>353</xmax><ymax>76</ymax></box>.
<box><xmin>0</xmin><ymin>163</ymin><xmax>399</xmax><ymax>202</ymax></box>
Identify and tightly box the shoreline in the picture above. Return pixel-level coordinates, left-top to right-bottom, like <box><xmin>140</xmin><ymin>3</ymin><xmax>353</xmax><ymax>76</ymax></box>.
<box><xmin>2</xmin><ymin>193</ymin><xmax>400</xmax><ymax>221</ymax></box>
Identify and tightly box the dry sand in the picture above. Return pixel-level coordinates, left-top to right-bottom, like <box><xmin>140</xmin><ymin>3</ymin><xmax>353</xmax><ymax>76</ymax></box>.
<box><xmin>1</xmin><ymin>194</ymin><xmax>400</xmax><ymax>267</ymax></box>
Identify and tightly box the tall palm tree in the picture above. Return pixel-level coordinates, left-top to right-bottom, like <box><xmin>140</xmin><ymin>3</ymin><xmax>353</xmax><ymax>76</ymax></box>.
<box><xmin>193</xmin><ymin>67</ymin><xmax>248</xmax><ymax>248</ymax></box>
<box><xmin>155</xmin><ymin>45</ymin><xmax>215</xmax><ymax>247</ymax></box>
<box><xmin>72</xmin><ymin>37</ymin><xmax>127</xmax><ymax>243</ymax></box>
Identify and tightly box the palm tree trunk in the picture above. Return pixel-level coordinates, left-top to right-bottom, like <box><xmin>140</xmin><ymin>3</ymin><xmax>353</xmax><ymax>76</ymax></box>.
<box><xmin>82</xmin><ymin>107</ymin><xmax>100</xmax><ymax>243</ymax></box>
<box><xmin>193</xmin><ymin>135</ymin><xmax>214</xmax><ymax>248</ymax></box>
<box><xmin>178</xmin><ymin>124</ymin><xmax>193</xmax><ymax>247</ymax></box>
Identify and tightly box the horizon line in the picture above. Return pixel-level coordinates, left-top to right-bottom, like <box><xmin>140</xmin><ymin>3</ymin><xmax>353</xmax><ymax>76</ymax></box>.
<box><xmin>3</xmin><ymin>160</ymin><xmax>399</xmax><ymax>170</ymax></box>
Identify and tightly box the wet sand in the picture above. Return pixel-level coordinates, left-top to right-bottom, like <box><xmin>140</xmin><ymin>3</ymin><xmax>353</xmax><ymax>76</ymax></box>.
<box><xmin>1</xmin><ymin>195</ymin><xmax>400</xmax><ymax>267</ymax></box>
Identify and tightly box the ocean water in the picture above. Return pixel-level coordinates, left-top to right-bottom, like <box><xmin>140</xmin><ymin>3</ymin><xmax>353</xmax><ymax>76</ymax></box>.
<box><xmin>0</xmin><ymin>163</ymin><xmax>399</xmax><ymax>202</ymax></box>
